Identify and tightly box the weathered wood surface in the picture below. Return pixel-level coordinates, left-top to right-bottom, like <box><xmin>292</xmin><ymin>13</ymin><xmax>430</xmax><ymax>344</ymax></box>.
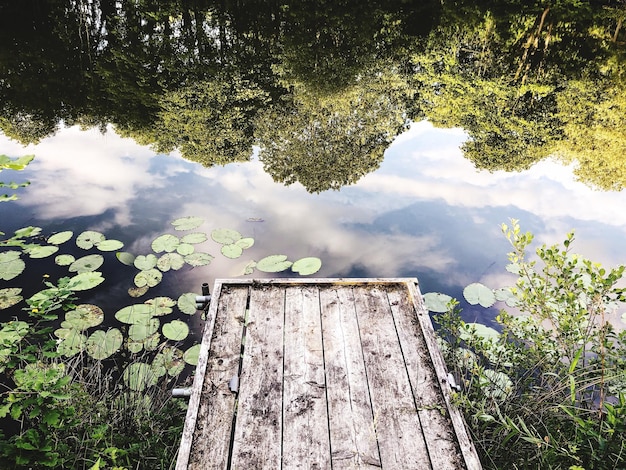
<box><xmin>177</xmin><ymin>278</ymin><xmax>482</xmax><ymax>470</ymax></box>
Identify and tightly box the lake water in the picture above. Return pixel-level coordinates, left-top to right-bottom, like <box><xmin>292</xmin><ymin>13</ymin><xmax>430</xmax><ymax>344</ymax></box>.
<box><xmin>1</xmin><ymin>0</ymin><xmax>626</xmax><ymax>330</ymax></box>
<box><xmin>2</xmin><ymin>120</ymin><xmax>625</xmax><ymax>328</ymax></box>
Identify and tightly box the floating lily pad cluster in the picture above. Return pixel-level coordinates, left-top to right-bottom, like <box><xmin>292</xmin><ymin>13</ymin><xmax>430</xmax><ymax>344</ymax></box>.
<box><xmin>1</xmin><ymin>215</ymin><xmax>324</xmax><ymax>393</ymax></box>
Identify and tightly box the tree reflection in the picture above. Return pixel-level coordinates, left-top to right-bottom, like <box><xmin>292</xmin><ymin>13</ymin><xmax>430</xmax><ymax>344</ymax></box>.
<box><xmin>0</xmin><ymin>0</ymin><xmax>625</xmax><ymax>191</ymax></box>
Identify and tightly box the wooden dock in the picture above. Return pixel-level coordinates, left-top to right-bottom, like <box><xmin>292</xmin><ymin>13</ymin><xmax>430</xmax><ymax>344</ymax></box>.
<box><xmin>175</xmin><ymin>278</ymin><xmax>481</xmax><ymax>469</ymax></box>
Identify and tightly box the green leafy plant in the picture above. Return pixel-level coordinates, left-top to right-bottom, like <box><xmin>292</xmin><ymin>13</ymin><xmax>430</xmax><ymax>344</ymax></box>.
<box><xmin>427</xmin><ymin>220</ymin><xmax>626</xmax><ymax>469</ymax></box>
<box><xmin>0</xmin><ymin>155</ymin><xmax>33</xmax><ymax>202</ymax></box>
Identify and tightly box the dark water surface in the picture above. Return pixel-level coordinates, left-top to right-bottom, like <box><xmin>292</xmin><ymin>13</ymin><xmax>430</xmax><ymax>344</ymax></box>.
<box><xmin>1</xmin><ymin>0</ymin><xmax>626</xmax><ymax>328</ymax></box>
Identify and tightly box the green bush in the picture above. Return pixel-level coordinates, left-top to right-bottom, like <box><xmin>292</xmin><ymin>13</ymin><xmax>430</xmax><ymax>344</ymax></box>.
<box><xmin>434</xmin><ymin>220</ymin><xmax>626</xmax><ymax>470</ymax></box>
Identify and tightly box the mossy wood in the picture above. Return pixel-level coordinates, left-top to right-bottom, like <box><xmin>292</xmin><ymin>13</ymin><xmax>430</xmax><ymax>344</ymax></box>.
<box><xmin>176</xmin><ymin>278</ymin><xmax>481</xmax><ymax>469</ymax></box>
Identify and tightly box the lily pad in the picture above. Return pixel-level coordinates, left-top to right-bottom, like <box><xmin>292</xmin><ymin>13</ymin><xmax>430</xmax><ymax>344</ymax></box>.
<box><xmin>423</xmin><ymin>292</ymin><xmax>454</xmax><ymax>313</ymax></box>
<box><xmin>183</xmin><ymin>344</ymin><xmax>201</xmax><ymax>365</ymax></box>
<box><xmin>0</xmin><ymin>288</ymin><xmax>23</xmax><ymax>310</ymax></box>
<box><xmin>184</xmin><ymin>252</ymin><xmax>214</xmax><ymax>267</ymax></box>
<box><xmin>116</xmin><ymin>252</ymin><xmax>136</xmax><ymax>266</ymax></box>
<box><xmin>69</xmin><ymin>254</ymin><xmax>104</xmax><ymax>274</ymax></box>
<box><xmin>134</xmin><ymin>254</ymin><xmax>157</xmax><ymax>271</ymax></box>
<box><xmin>256</xmin><ymin>255</ymin><xmax>292</xmax><ymax>273</ymax></box>
<box><xmin>129</xmin><ymin>318</ymin><xmax>160</xmax><ymax>341</ymax></box>
<box><xmin>76</xmin><ymin>231</ymin><xmax>106</xmax><ymax>249</ymax></box>
<box><xmin>127</xmin><ymin>340</ymin><xmax>144</xmax><ymax>354</ymax></box>
<box><xmin>177</xmin><ymin>293</ymin><xmax>197</xmax><ymax>315</ymax></box>
<box><xmin>86</xmin><ymin>329</ymin><xmax>123</xmax><ymax>360</ymax></box>
<box><xmin>157</xmin><ymin>253</ymin><xmax>185</xmax><ymax>272</ymax></box>
<box><xmin>151</xmin><ymin>234</ymin><xmax>180</xmax><ymax>253</ymax></box>
<box><xmin>235</xmin><ymin>237</ymin><xmax>254</xmax><ymax>250</ymax></box>
<box><xmin>96</xmin><ymin>239</ymin><xmax>124</xmax><ymax>252</ymax></box>
<box><xmin>494</xmin><ymin>288</ymin><xmax>519</xmax><ymax>307</ymax></box>
<box><xmin>134</xmin><ymin>269</ymin><xmax>162</xmax><ymax>288</ymax></box>
<box><xmin>128</xmin><ymin>286</ymin><xmax>149</xmax><ymax>298</ymax></box>
<box><xmin>115</xmin><ymin>304</ymin><xmax>153</xmax><ymax>324</ymax></box>
<box><xmin>54</xmin><ymin>328</ymin><xmax>73</xmax><ymax>340</ymax></box>
<box><xmin>291</xmin><ymin>257</ymin><xmax>322</xmax><ymax>275</ymax></box>
<box><xmin>14</xmin><ymin>226</ymin><xmax>41</xmax><ymax>238</ymax></box>
<box><xmin>153</xmin><ymin>347</ymin><xmax>185</xmax><ymax>377</ymax></box>
<box><xmin>0</xmin><ymin>251</ymin><xmax>24</xmax><ymax>281</ymax></box>
<box><xmin>462</xmin><ymin>323</ymin><xmax>501</xmax><ymax>342</ymax></box>
<box><xmin>243</xmin><ymin>260</ymin><xmax>256</xmax><ymax>275</ymax></box>
<box><xmin>481</xmin><ymin>369</ymin><xmax>513</xmax><ymax>400</ymax></box>
<box><xmin>55</xmin><ymin>254</ymin><xmax>75</xmax><ymax>266</ymax></box>
<box><xmin>27</xmin><ymin>245</ymin><xmax>59</xmax><ymax>259</ymax></box>
<box><xmin>171</xmin><ymin>216</ymin><xmax>204</xmax><ymax>231</ymax></box>
<box><xmin>47</xmin><ymin>231</ymin><xmax>73</xmax><ymax>245</ymax></box>
<box><xmin>64</xmin><ymin>304</ymin><xmax>104</xmax><ymax>330</ymax></box>
<box><xmin>211</xmin><ymin>228</ymin><xmax>242</xmax><ymax>245</ymax></box>
<box><xmin>221</xmin><ymin>244</ymin><xmax>243</xmax><ymax>259</ymax></box>
<box><xmin>162</xmin><ymin>320</ymin><xmax>189</xmax><ymax>341</ymax></box>
<box><xmin>145</xmin><ymin>297</ymin><xmax>176</xmax><ymax>316</ymax></box>
<box><xmin>57</xmin><ymin>330</ymin><xmax>87</xmax><ymax>357</ymax></box>
<box><xmin>67</xmin><ymin>272</ymin><xmax>105</xmax><ymax>291</ymax></box>
<box><xmin>123</xmin><ymin>363</ymin><xmax>159</xmax><ymax>391</ymax></box>
<box><xmin>181</xmin><ymin>233</ymin><xmax>207</xmax><ymax>244</ymax></box>
<box><xmin>463</xmin><ymin>283</ymin><xmax>496</xmax><ymax>308</ymax></box>
<box><xmin>176</xmin><ymin>243</ymin><xmax>195</xmax><ymax>256</ymax></box>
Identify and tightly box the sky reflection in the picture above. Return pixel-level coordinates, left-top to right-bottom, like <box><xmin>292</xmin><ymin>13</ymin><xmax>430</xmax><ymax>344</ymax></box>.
<box><xmin>1</xmin><ymin>121</ymin><xmax>625</xmax><ymax>326</ymax></box>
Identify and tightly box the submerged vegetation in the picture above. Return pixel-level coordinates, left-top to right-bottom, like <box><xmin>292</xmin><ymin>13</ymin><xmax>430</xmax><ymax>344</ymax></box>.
<box><xmin>426</xmin><ymin>220</ymin><xmax>626</xmax><ymax>469</ymax></box>
<box><xmin>0</xmin><ymin>156</ymin><xmax>322</xmax><ymax>469</ymax></box>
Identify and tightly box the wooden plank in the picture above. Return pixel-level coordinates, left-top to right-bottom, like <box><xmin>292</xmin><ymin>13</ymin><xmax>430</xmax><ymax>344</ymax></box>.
<box><xmin>176</xmin><ymin>279</ymin><xmax>227</xmax><ymax>470</ymax></box>
<box><xmin>229</xmin><ymin>284</ymin><xmax>285</xmax><ymax>468</ymax></box>
<box><xmin>320</xmin><ymin>286</ymin><xmax>382</xmax><ymax>468</ymax></box>
<box><xmin>187</xmin><ymin>284</ymin><xmax>249</xmax><ymax>470</ymax></box>
<box><xmin>353</xmin><ymin>285</ymin><xmax>431</xmax><ymax>469</ymax></box>
<box><xmin>282</xmin><ymin>286</ymin><xmax>331</xmax><ymax>468</ymax></box>
<box><xmin>387</xmin><ymin>286</ymin><xmax>466</xmax><ymax>469</ymax></box>
<box><xmin>406</xmin><ymin>281</ymin><xmax>482</xmax><ymax>470</ymax></box>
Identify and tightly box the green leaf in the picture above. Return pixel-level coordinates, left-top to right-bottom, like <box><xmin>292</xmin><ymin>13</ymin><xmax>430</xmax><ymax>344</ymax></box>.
<box><xmin>176</xmin><ymin>243</ymin><xmax>195</xmax><ymax>256</ymax></box>
<box><xmin>291</xmin><ymin>257</ymin><xmax>322</xmax><ymax>275</ymax></box>
<box><xmin>181</xmin><ymin>232</ymin><xmax>208</xmax><ymax>244</ymax></box>
<box><xmin>116</xmin><ymin>252</ymin><xmax>136</xmax><ymax>266</ymax></box>
<box><xmin>0</xmin><ymin>288</ymin><xmax>23</xmax><ymax>309</ymax></box>
<box><xmin>145</xmin><ymin>296</ymin><xmax>176</xmax><ymax>316</ymax></box>
<box><xmin>463</xmin><ymin>283</ymin><xmax>496</xmax><ymax>308</ymax></box>
<box><xmin>0</xmin><ymin>154</ymin><xmax>34</xmax><ymax>170</ymax></box>
<box><xmin>462</xmin><ymin>323</ymin><xmax>501</xmax><ymax>341</ymax></box>
<box><xmin>162</xmin><ymin>320</ymin><xmax>189</xmax><ymax>341</ymax></box>
<box><xmin>128</xmin><ymin>286</ymin><xmax>149</xmax><ymax>298</ymax></box>
<box><xmin>256</xmin><ymin>255</ymin><xmax>293</xmax><ymax>273</ymax></box>
<box><xmin>184</xmin><ymin>252</ymin><xmax>214</xmax><ymax>267</ymax></box>
<box><xmin>64</xmin><ymin>304</ymin><xmax>104</xmax><ymax>330</ymax></box>
<box><xmin>55</xmin><ymin>254</ymin><xmax>75</xmax><ymax>266</ymax></box>
<box><xmin>47</xmin><ymin>231</ymin><xmax>73</xmax><ymax>245</ymax></box>
<box><xmin>134</xmin><ymin>269</ymin><xmax>162</xmax><ymax>288</ymax></box>
<box><xmin>153</xmin><ymin>347</ymin><xmax>185</xmax><ymax>376</ymax></box>
<box><xmin>86</xmin><ymin>328</ymin><xmax>123</xmax><ymax>360</ymax></box>
<box><xmin>123</xmin><ymin>363</ymin><xmax>159</xmax><ymax>391</ymax></box>
<box><xmin>96</xmin><ymin>239</ymin><xmax>124</xmax><ymax>252</ymax></box>
<box><xmin>183</xmin><ymin>344</ymin><xmax>201</xmax><ymax>365</ymax></box>
<box><xmin>67</xmin><ymin>272</ymin><xmax>105</xmax><ymax>291</ymax></box>
<box><xmin>129</xmin><ymin>318</ymin><xmax>160</xmax><ymax>341</ymax></box>
<box><xmin>211</xmin><ymin>228</ymin><xmax>242</xmax><ymax>245</ymax></box>
<box><xmin>423</xmin><ymin>292</ymin><xmax>454</xmax><ymax>313</ymax></box>
<box><xmin>235</xmin><ymin>237</ymin><xmax>254</xmax><ymax>249</ymax></box>
<box><xmin>69</xmin><ymin>254</ymin><xmax>104</xmax><ymax>274</ymax></box>
<box><xmin>27</xmin><ymin>245</ymin><xmax>59</xmax><ymax>259</ymax></box>
<box><xmin>221</xmin><ymin>244</ymin><xmax>243</xmax><ymax>259</ymax></box>
<box><xmin>177</xmin><ymin>293</ymin><xmax>197</xmax><ymax>315</ymax></box>
<box><xmin>151</xmin><ymin>234</ymin><xmax>180</xmax><ymax>253</ymax></box>
<box><xmin>156</xmin><ymin>253</ymin><xmax>185</xmax><ymax>272</ymax></box>
<box><xmin>134</xmin><ymin>254</ymin><xmax>157</xmax><ymax>270</ymax></box>
<box><xmin>115</xmin><ymin>304</ymin><xmax>153</xmax><ymax>324</ymax></box>
<box><xmin>76</xmin><ymin>231</ymin><xmax>106</xmax><ymax>249</ymax></box>
<box><xmin>14</xmin><ymin>226</ymin><xmax>41</xmax><ymax>238</ymax></box>
<box><xmin>171</xmin><ymin>216</ymin><xmax>204</xmax><ymax>231</ymax></box>
<box><xmin>57</xmin><ymin>330</ymin><xmax>87</xmax><ymax>357</ymax></box>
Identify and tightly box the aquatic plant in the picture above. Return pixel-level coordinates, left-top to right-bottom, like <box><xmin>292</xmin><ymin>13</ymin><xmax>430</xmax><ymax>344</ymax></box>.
<box><xmin>425</xmin><ymin>220</ymin><xmax>626</xmax><ymax>469</ymax></box>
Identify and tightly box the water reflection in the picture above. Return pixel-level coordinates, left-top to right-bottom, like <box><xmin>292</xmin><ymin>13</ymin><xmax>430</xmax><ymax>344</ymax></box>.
<box><xmin>2</xmin><ymin>121</ymin><xmax>625</xmax><ymax>327</ymax></box>
<box><xmin>1</xmin><ymin>0</ymin><xmax>625</xmax><ymax>190</ymax></box>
